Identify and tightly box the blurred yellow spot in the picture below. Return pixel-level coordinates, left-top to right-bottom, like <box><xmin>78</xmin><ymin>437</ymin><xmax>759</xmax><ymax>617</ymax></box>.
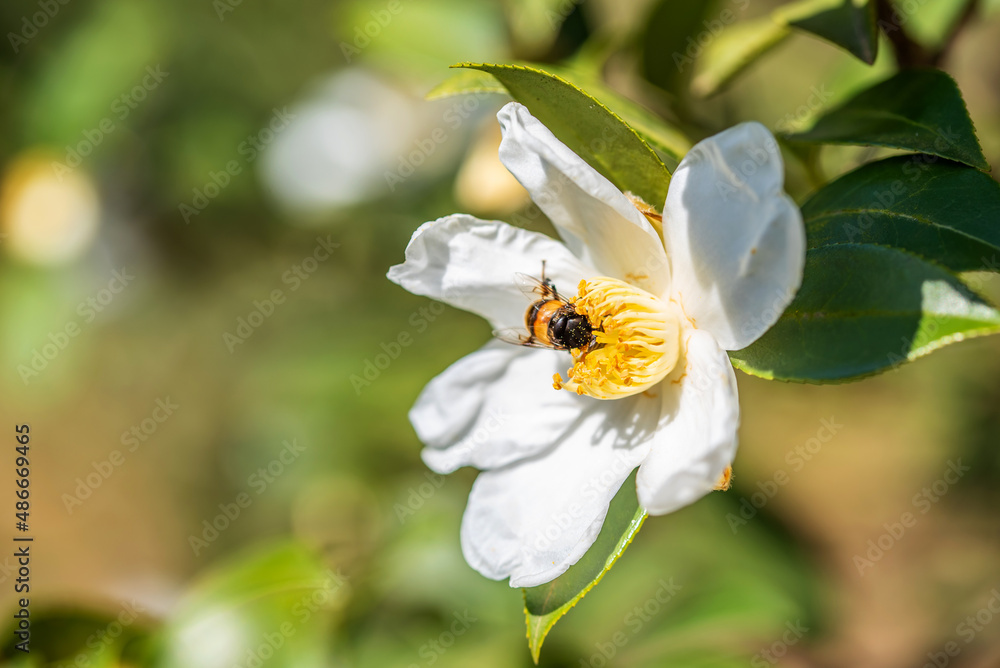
<box><xmin>0</xmin><ymin>152</ymin><xmax>100</xmax><ymax>265</ymax></box>
<box><xmin>454</xmin><ymin>123</ymin><xmax>529</xmax><ymax>217</ymax></box>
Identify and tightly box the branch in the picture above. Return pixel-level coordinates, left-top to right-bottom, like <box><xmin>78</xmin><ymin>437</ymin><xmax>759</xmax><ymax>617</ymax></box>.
<box><xmin>876</xmin><ymin>0</ymin><xmax>930</xmax><ymax>68</ymax></box>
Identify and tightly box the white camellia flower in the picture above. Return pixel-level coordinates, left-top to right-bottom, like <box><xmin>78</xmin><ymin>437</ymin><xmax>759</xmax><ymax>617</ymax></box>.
<box><xmin>388</xmin><ymin>102</ymin><xmax>805</xmax><ymax>587</ymax></box>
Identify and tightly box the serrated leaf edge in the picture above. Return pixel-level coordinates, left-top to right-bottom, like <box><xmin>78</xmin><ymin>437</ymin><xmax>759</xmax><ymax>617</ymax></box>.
<box><xmin>523</xmin><ymin>508</ymin><xmax>647</xmax><ymax>664</ymax></box>
<box><xmin>454</xmin><ymin>61</ymin><xmax>672</xmax><ymax>190</ymax></box>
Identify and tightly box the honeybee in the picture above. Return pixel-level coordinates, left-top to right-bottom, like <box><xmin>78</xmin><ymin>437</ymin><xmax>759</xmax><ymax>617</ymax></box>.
<box><xmin>494</xmin><ymin>262</ymin><xmax>598</xmax><ymax>352</ymax></box>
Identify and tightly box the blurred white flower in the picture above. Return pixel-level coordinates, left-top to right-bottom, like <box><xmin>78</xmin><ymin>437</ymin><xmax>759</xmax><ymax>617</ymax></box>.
<box><xmin>261</xmin><ymin>68</ymin><xmax>472</xmax><ymax>216</ymax></box>
<box><xmin>389</xmin><ymin>102</ymin><xmax>805</xmax><ymax>587</ymax></box>
<box><xmin>0</xmin><ymin>152</ymin><xmax>100</xmax><ymax>265</ymax></box>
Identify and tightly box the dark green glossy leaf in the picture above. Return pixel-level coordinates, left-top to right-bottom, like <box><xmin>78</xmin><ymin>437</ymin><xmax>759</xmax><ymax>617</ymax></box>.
<box><xmin>523</xmin><ymin>472</ymin><xmax>646</xmax><ymax>664</ymax></box>
<box><xmin>457</xmin><ymin>63</ymin><xmax>673</xmax><ymax>205</ymax></box>
<box><xmin>803</xmin><ymin>155</ymin><xmax>1000</xmax><ymax>272</ymax></box>
<box><xmin>730</xmin><ymin>244</ymin><xmax>1000</xmax><ymax>382</ymax></box>
<box><xmin>782</xmin><ymin>0</ymin><xmax>878</xmax><ymax>64</ymax></box>
<box><xmin>788</xmin><ymin>70</ymin><xmax>990</xmax><ymax>171</ymax></box>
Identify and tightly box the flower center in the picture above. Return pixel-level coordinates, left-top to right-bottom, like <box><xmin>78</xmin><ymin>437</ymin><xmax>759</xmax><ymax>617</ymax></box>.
<box><xmin>553</xmin><ymin>277</ymin><xmax>681</xmax><ymax>400</ymax></box>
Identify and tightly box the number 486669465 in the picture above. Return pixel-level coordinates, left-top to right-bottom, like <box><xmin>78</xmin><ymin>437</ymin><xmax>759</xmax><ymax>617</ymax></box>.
<box><xmin>15</xmin><ymin>425</ymin><xmax>29</xmax><ymax>526</ymax></box>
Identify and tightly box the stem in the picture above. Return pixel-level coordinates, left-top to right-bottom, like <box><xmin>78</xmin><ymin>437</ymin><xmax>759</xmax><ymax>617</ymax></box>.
<box><xmin>876</xmin><ymin>0</ymin><xmax>930</xmax><ymax>68</ymax></box>
<box><xmin>876</xmin><ymin>0</ymin><xmax>980</xmax><ymax>68</ymax></box>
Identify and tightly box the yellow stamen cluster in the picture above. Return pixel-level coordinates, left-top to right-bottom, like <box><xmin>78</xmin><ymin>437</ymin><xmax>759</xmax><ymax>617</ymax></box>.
<box><xmin>554</xmin><ymin>276</ymin><xmax>681</xmax><ymax>400</ymax></box>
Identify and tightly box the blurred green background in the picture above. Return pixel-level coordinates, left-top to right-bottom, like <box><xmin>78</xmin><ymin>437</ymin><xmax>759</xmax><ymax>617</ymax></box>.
<box><xmin>1</xmin><ymin>0</ymin><xmax>1000</xmax><ymax>666</ymax></box>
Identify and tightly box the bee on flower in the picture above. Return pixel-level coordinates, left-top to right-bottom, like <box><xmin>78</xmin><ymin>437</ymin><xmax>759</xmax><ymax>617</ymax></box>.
<box><xmin>388</xmin><ymin>101</ymin><xmax>805</xmax><ymax>587</ymax></box>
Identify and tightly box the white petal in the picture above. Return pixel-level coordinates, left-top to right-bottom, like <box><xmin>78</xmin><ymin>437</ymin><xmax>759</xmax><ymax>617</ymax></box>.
<box><xmin>413</xmin><ymin>341</ymin><xmax>592</xmax><ymax>473</ymax></box>
<box><xmin>460</xmin><ymin>393</ymin><xmax>660</xmax><ymax>587</ymax></box>
<box><xmin>662</xmin><ymin>122</ymin><xmax>805</xmax><ymax>351</ymax></box>
<box><xmin>387</xmin><ymin>214</ymin><xmax>593</xmax><ymax>330</ymax></box>
<box><xmin>637</xmin><ymin>329</ymin><xmax>739</xmax><ymax>516</ymax></box>
<box><xmin>497</xmin><ymin>102</ymin><xmax>670</xmax><ymax>297</ymax></box>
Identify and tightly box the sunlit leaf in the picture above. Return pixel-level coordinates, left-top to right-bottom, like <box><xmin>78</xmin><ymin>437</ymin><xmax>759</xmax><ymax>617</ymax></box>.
<box><xmin>788</xmin><ymin>70</ymin><xmax>990</xmax><ymax>170</ymax></box>
<box><xmin>523</xmin><ymin>473</ymin><xmax>646</xmax><ymax>664</ymax></box>
<box><xmin>803</xmin><ymin>155</ymin><xmax>1000</xmax><ymax>272</ymax></box>
<box><xmin>432</xmin><ymin>63</ymin><xmax>691</xmax><ymax>169</ymax></box>
<box><xmin>426</xmin><ymin>69</ymin><xmax>508</xmax><ymax>99</ymax></box>
<box><xmin>691</xmin><ymin>15</ymin><xmax>792</xmax><ymax>98</ymax></box>
<box><xmin>457</xmin><ymin>63</ymin><xmax>674</xmax><ymax>204</ymax></box>
<box><xmin>730</xmin><ymin>244</ymin><xmax>1000</xmax><ymax>382</ymax></box>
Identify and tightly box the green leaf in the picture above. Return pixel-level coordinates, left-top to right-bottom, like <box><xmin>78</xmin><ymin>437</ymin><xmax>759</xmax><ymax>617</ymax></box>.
<box><xmin>431</xmin><ymin>64</ymin><xmax>690</xmax><ymax>170</ymax></box>
<box><xmin>523</xmin><ymin>473</ymin><xmax>646</xmax><ymax>664</ymax></box>
<box><xmin>780</xmin><ymin>0</ymin><xmax>878</xmax><ymax>64</ymax></box>
<box><xmin>426</xmin><ymin>69</ymin><xmax>508</xmax><ymax>99</ymax></box>
<box><xmin>457</xmin><ymin>62</ymin><xmax>674</xmax><ymax>205</ymax></box>
<box><xmin>788</xmin><ymin>70</ymin><xmax>990</xmax><ymax>171</ymax></box>
<box><xmin>691</xmin><ymin>15</ymin><xmax>792</xmax><ymax>98</ymax></box>
<box><xmin>156</xmin><ymin>542</ymin><xmax>346</xmax><ymax>668</ymax></box>
<box><xmin>639</xmin><ymin>0</ymin><xmax>719</xmax><ymax>94</ymax></box>
<box><xmin>803</xmin><ymin>155</ymin><xmax>1000</xmax><ymax>272</ymax></box>
<box><xmin>730</xmin><ymin>244</ymin><xmax>1000</xmax><ymax>382</ymax></box>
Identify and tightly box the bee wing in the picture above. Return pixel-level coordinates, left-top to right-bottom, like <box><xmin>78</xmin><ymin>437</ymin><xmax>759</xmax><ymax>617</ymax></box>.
<box><xmin>513</xmin><ymin>273</ymin><xmax>549</xmax><ymax>298</ymax></box>
<box><xmin>492</xmin><ymin>328</ymin><xmax>558</xmax><ymax>350</ymax></box>
<box><xmin>513</xmin><ymin>272</ymin><xmax>570</xmax><ymax>303</ymax></box>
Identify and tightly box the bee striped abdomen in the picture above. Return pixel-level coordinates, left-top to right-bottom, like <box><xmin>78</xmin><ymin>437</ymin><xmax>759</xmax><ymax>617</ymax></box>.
<box><xmin>528</xmin><ymin>300</ymin><xmax>565</xmax><ymax>347</ymax></box>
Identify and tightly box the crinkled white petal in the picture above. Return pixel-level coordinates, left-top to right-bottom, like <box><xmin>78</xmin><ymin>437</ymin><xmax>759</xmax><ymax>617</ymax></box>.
<box><xmin>497</xmin><ymin>102</ymin><xmax>670</xmax><ymax>297</ymax></box>
<box><xmin>460</xmin><ymin>392</ymin><xmax>661</xmax><ymax>587</ymax></box>
<box><xmin>414</xmin><ymin>341</ymin><xmax>593</xmax><ymax>473</ymax></box>
<box><xmin>387</xmin><ymin>214</ymin><xmax>594</xmax><ymax>331</ymax></box>
<box><xmin>636</xmin><ymin>329</ymin><xmax>739</xmax><ymax>516</ymax></box>
<box><xmin>663</xmin><ymin>122</ymin><xmax>805</xmax><ymax>350</ymax></box>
